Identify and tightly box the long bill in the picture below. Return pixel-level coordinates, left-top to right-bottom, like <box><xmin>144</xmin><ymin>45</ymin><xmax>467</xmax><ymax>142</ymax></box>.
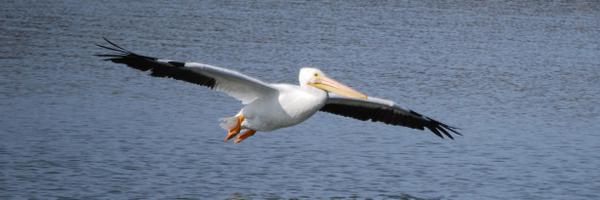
<box><xmin>310</xmin><ymin>76</ymin><xmax>368</xmax><ymax>99</ymax></box>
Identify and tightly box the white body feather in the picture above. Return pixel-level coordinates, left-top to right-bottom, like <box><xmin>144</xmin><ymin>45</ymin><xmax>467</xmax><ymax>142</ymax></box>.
<box><xmin>241</xmin><ymin>84</ymin><xmax>327</xmax><ymax>131</ymax></box>
<box><xmin>98</xmin><ymin>39</ymin><xmax>461</xmax><ymax>139</ymax></box>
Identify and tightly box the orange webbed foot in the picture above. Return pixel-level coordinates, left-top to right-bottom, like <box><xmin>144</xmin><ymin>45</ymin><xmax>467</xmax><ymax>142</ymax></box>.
<box><xmin>234</xmin><ymin>129</ymin><xmax>256</xmax><ymax>144</ymax></box>
<box><xmin>224</xmin><ymin>114</ymin><xmax>244</xmax><ymax>142</ymax></box>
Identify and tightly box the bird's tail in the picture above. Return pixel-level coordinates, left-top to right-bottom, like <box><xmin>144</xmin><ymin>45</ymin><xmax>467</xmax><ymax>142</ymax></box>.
<box><xmin>219</xmin><ymin>116</ymin><xmax>238</xmax><ymax>130</ymax></box>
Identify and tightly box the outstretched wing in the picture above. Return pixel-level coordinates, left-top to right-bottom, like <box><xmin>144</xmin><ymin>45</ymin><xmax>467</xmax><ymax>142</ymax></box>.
<box><xmin>95</xmin><ymin>38</ymin><xmax>277</xmax><ymax>104</ymax></box>
<box><xmin>320</xmin><ymin>94</ymin><xmax>461</xmax><ymax>139</ymax></box>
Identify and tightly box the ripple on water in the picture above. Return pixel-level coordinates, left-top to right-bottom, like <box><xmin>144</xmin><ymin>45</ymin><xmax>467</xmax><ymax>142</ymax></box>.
<box><xmin>1</xmin><ymin>1</ymin><xmax>600</xmax><ymax>199</ymax></box>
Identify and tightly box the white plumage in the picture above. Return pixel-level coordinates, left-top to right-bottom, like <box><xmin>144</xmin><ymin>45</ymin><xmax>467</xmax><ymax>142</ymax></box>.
<box><xmin>97</xmin><ymin>38</ymin><xmax>461</xmax><ymax>143</ymax></box>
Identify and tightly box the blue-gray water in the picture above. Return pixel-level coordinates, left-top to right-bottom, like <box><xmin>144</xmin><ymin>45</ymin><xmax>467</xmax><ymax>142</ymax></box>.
<box><xmin>1</xmin><ymin>1</ymin><xmax>599</xmax><ymax>199</ymax></box>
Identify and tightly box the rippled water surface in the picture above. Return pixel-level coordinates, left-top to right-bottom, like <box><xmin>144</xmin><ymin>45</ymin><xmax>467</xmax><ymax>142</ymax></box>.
<box><xmin>2</xmin><ymin>1</ymin><xmax>600</xmax><ymax>199</ymax></box>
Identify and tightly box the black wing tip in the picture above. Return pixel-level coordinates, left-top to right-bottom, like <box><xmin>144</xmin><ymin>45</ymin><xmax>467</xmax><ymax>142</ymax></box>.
<box><xmin>95</xmin><ymin>44</ymin><xmax>126</xmax><ymax>54</ymax></box>
<box><xmin>429</xmin><ymin>122</ymin><xmax>462</xmax><ymax>140</ymax></box>
<box><xmin>101</xmin><ymin>37</ymin><xmax>128</xmax><ymax>52</ymax></box>
<box><xmin>95</xmin><ymin>37</ymin><xmax>159</xmax><ymax>71</ymax></box>
<box><xmin>427</xmin><ymin>126</ymin><xmax>444</xmax><ymax>139</ymax></box>
<box><xmin>95</xmin><ymin>38</ymin><xmax>158</xmax><ymax>61</ymax></box>
<box><xmin>442</xmin><ymin>124</ymin><xmax>462</xmax><ymax>136</ymax></box>
<box><xmin>321</xmin><ymin>103</ymin><xmax>464</xmax><ymax>140</ymax></box>
<box><xmin>95</xmin><ymin>38</ymin><xmax>130</xmax><ymax>59</ymax></box>
<box><xmin>95</xmin><ymin>37</ymin><xmax>131</xmax><ymax>52</ymax></box>
<box><xmin>95</xmin><ymin>37</ymin><xmax>218</xmax><ymax>89</ymax></box>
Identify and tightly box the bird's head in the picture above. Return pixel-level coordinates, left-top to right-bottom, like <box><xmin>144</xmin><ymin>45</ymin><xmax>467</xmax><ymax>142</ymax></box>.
<box><xmin>299</xmin><ymin>67</ymin><xmax>367</xmax><ymax>99</ymax></box>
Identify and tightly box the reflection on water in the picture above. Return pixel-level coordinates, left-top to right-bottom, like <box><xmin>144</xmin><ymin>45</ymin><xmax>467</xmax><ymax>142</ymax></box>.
<box><xmin>225</xmin><ymin>192</ymin><xmax>438</xmax><ymax>200</ymax></box>
<box><xmin>1</xmin><ymin>1</ymin><xmax>600</xmax><ymax>199</ymax></box>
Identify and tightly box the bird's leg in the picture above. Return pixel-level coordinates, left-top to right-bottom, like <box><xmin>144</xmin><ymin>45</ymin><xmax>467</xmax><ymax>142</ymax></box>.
<box><xmin>234</xmin><ymin>129</ymin><xmax>256</xmax><ymax>144</ymax></box>
<box><xmin>224</xmin><ymin>114</ymin><xmax>244</xmax><ymax>142</ymax></box>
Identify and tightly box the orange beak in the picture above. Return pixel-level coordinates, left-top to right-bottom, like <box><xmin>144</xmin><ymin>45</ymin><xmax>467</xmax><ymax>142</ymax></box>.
<box><xmin>309</xmin><ymin>76</ymin><xmax>367</xmax><ymax>99</ymax></box>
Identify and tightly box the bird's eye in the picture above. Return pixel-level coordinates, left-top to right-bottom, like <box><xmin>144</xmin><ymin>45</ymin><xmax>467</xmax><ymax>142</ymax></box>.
<box><xmin>314</xmin><ymin>73</ymin><xmax>318</xmax><ymax>77</ymax></box>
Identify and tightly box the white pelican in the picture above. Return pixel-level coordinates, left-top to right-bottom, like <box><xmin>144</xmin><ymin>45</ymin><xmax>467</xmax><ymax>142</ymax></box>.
<box><xmin>96</xmin><ymin>38</ymin><xmax>461</xmax><ymax>144</ymax></box>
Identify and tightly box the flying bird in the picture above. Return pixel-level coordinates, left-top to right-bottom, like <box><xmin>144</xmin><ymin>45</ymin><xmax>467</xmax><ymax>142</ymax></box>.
<box><xmin>96</xmin><ymin>38</ymin><xmax>461</xmax><ymax>144</ymax></box>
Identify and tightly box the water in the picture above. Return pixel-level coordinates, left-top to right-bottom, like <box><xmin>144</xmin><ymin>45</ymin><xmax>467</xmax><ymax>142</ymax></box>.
<box><xmin>1</xmin><ymin>1</ymin><xmax>599</xmax><ymax>199</ymax></box>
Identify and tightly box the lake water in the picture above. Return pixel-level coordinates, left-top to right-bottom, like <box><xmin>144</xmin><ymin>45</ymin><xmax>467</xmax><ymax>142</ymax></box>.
<box><xmin>1</xmin><ymin>1</ymin><xmax>599</xmax><ymax>199</ymax></box>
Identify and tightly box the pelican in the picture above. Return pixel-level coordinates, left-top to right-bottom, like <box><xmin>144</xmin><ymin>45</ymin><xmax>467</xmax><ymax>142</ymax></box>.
<box><xmin>96</xmin><ymin>38</ymin><xmax>461</xmax><ymax>144</ymax></box>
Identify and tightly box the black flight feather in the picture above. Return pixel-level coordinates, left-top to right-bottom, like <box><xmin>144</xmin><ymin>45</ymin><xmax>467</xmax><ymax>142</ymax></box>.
<box><xmin>320</xmin><ymin>102</ymin><xmax>461</xmax><ymax>139</ymax></box>
<box><xmin>95</xmin><ymin>38</ymin><xmax>216</xmax><ymax>89</ymax></box>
